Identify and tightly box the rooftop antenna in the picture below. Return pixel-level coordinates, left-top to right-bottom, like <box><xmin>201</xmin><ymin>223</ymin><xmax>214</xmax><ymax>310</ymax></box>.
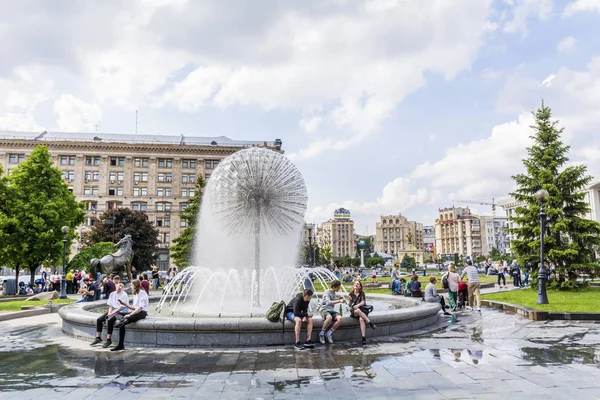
<box><xmin>135</xmin><ymin>110</ymin><xmax>138</xmax><ymax>134</ymax></box>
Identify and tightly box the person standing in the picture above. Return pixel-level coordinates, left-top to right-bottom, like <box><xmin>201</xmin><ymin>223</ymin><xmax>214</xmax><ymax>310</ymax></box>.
<box><xmin>111</xmin><ymin>279</ymin><xmax>149</xmax><ymax>351</ymax></box>
<box><xmin>318</xmin><ymin>280</ymin><xmax>345</xmax><ymax>344</ymax></box>
<box><xmin>285</xmin><ymin>289</ymin><xmax>315</xmax><ymax>350</ymax></box>
<box><xmin>65</xmin><ymin>270</ymin><xmax>74</xmax><ymax>295</ymax></box>
<box><xmin>90</xmin><ymin>282</ymin><xmax>129</xmax><ymax>348</ymax></box>
<box><xmin>444</xmin><ymin>265</ymin><xmax>460</xmax><ymax>310</ymax></box>
<box><xmin>497</xmin><ymin>261</ymin><xmax>506</xmax><ymax>289</ymax></box>
<box><xmin>151</xmin><ymin>267</ymin><xmax>160</xmax><ymax>290</ymax></box>
<box><xmin>460</xmin><ymin>261</ymin><xmax>481</xmax><ymax>312</ymax></box>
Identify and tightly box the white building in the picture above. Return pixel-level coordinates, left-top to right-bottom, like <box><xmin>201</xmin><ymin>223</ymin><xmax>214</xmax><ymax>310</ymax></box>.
<box><xmin>479</xmin><ymin>216</ymin><xmax>510</xmax><ymax>255</ymax></box>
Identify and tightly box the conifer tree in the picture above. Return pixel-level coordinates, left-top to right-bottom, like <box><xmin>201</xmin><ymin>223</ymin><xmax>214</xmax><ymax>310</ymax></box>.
<box><xmin>170</xmin><ymin>177</ymin><xmax>206</xmax><ymax>268</ymax></box>
<box><xmin>509</xmin><ymin>103</ymin><xmax>600</xmax><ymax>283</ymax></box>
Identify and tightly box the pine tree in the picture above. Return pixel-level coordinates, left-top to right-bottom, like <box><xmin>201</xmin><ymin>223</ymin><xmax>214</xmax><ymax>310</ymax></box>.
<box><xmin>510</xmin><ymin>102</ymin><xmax>600</xmax><ymax>284</ymax></box>
<box><xmin>170</xmin><ymin>177</ymin><xmax>206</xmax><ymax>268</ymax></box>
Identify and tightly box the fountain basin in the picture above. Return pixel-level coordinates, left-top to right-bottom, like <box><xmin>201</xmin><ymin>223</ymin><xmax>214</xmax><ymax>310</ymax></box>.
<box><xmin>59</xmin><ymin>295</ymin><xmax>441</xmax><ymax>347</ymax></box>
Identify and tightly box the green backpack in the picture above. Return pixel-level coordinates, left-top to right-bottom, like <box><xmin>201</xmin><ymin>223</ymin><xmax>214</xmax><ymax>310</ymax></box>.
<box><xmin>266</xmin><ymin>300</ymin><xmax>286</xmax><ymax>322</ymax></box>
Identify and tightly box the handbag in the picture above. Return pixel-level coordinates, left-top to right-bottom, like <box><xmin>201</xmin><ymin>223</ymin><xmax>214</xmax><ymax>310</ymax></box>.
<box><xmin>359</xmin><ymin>305</ymin><xmax>374</xmax><ymax>315</ymax></box>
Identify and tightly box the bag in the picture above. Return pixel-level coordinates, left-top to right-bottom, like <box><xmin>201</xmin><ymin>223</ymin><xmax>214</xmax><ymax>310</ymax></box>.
<box><xmin>359</xmin><ymin>305</ymin><xmax>374</xmax><ymax>315</ymax></box>
<box><xmin>442</xmin><ymin>274</ymin><xmax>449</xmax><ymax>290</ymax></box>
<box><xmin>266</xmin><ymin>300</ymin><xmax>285</xmax><ymax>323</ymax></box>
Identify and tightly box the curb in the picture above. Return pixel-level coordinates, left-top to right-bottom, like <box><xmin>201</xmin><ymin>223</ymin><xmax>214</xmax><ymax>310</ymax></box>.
<box><xmin>0</xmin><ymin>303</ymin><xmax>70</xmax><ymax>322</ymax></box>
<box><xmin>481</xmin><ymin>299</ymin><xmax>600</xmax><ymax>321</ymax></box>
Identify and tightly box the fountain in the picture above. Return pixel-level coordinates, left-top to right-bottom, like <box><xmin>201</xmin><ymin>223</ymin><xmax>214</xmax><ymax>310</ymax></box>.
<box><xmin>59</xmin><ymin>148</ymin><xmax>442</xmax><ymax>347</ymax></box>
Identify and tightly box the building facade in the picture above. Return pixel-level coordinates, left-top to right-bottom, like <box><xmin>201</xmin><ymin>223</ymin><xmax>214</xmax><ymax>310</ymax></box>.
<box><xmin>0</xmin><ymin>130</ymin><xmax>282</xmax><ymax>269</ymax></box>
<box><xmin>479</xmin><ymin>216</ymin><xmax>510</xmax><ymax>255</ymax></box>
<box><xmin>423</xmin><ymin>225</ymin><xmax>436</xmax><ymax>262</ymax></box>
<box><xmin>374</xmin><ymin>215</ymin><xmax>425</xmax><ymax>263</ymax></box>
<box><xmin>317</xmin><ymin>208</ymin><xmax>355</xmax><ymax>259</ymax></box>
<box><xmin>435</xmin><ymin>207</ymin><xmax>482</xmax><ymax>260</ymax></box>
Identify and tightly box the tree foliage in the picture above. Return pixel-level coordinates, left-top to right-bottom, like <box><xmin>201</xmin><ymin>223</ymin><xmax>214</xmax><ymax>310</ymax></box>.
<box><xmin>400</xmin><ymin>255</ymin><xmax>416</xmax><ymax>271</ymax></box>
<box><xmin>84</xmin><ymin>207</ymin><xmax>159</xmax><ymax>271</ymax></box>
<box><xmin>320</xmin><ymin>245</ymin><xmax>332</xmax><ymax>265</ymax></box>
<box><xmin>0</xmin><ymin>146</ymin><xmax>85</xmax><ymax>284</ymax></box>
<box><xmin>509</xmin><ymin>102</ymin><xmax>600</xmax><ymax>283</ymax></box>
<box><xmin>68</xmin><ymin>242</ymin><xmax>114</xmax><ymax>272</ymax></box>
<box><xmin>366</xmin><ymin>256</ymin><xmax>384</xmax><ymax>267</ymax></box>
<box><xmin>170</xmin><ymin>177</ymin><xmax>206</xmax><ymax>268</ymax></box>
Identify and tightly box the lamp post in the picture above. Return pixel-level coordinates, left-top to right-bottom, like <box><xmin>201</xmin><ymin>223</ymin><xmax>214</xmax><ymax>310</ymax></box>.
<box><xmin>534</xmin><ymin>189</ymin><xmax>550</xmax><ymax>305</ymax></box>
<box><xmin>60</xmin><ymin>226</ymin><xmax>70</xmax><ymax>299</ymax></box>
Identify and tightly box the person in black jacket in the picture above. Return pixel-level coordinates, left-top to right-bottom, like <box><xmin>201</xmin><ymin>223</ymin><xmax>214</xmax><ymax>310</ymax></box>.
<box><xmin>285</xmin><ymin>288</ymin><xmax>314</xmax><ymax>350</ymax></box>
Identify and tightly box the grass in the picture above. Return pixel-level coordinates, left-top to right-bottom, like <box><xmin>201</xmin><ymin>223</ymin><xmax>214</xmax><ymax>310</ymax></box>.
<box><xmin>0</xmin><ymin>298</ymin><xmax>75</xmax><ymax>312</ymax></box>
<box><xmin>482</xmin><ymin>287</ymin><xmax>600</xmax><ymax>313</ymax></box>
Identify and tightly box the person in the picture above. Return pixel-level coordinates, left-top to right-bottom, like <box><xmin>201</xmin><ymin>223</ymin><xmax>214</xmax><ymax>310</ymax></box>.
<box><xmin>90</xmin><ymin>282</ymin><xmax>129</xmax><ymax>348</ymax></box>
<box><xmin>391</xmin><ymin>264</ymin><xmax>401</xmax><ymax>282</ymax></box>
<box><xmin>523</xmin><ymin>263</ymin><xmax>531</xmax><ymax>286</ymax></box>
<box><xmin>102</xmin><ymin>275</ymin><xmax>116</xmax><ymax>300</ymax></box>
<box><xmin>76</xmin><ymin>277</ymin><xmax>98</xmax><ymax>303</ymax></box>
<box><xmin>285</xmin><ymin>288</ymin><xmax>315</xmax><ymax>349</ymax></box>
<box><xmin>131</xmin><ymin>266</ymin><xmax>138</xmax><ymax>280</ymax></box>
<box><xmin>410</xmin><ymin>275</ymin><xmax>422</xmax><ymax>297</ymax></box>
<box><xmin>404</xmin><ymin>278</ymin><xmax>412</xmax><ymax>297</ymax></box>
<box><xmin>371</xmin><ymin>267</ymin><xmax>377</xmax><ymax>283</ymax></box>
<box><xmin>25</xmin><ymin>285</ymin><xmax>34</xmax><ymax>295</ymax></box>
<box><xmin>347</xmin><ymin>281</ymin><xmax>376</xmax><ymax>345</ymax></box>
<box><xmin>140</xmin><ymin>274</ymin><xmax>150</xmax><ymax>295</ymax></box>
<box><xmin>424</xmin><ymin>276</ymin><xmax>451</xmax><ymax>316</ymax></box>
<box><xmin>65</xmin><ymin>270</ymin><xmax>74</xmax><ymax>295</ymax></box>
<box><xmin>111</xmin><ymin>279</ymin><xmax>149</xmax><ymax>351</ymax></box>
<box><xmin>444</xmin><ymin>265</ymin><xmax>460</xmax><ymax>310</ymax></box>
<box><xmin>497</xmin><ymin>262</ymin><xmax>506</xmax><ymax>288</ymax></box>
<box><xmin>33</xmin><ymin>284</ymin><xmax>41</xmax><ymax>294</ymax></box>
<box><xmin>460</xmin><ymin>261</ymin><xmax>481</xmax><ymax>312</ymax></box>
<box><xmin>151</xmin><ymin>267</ymin><xmax>160</xmax><ymax>290</ymax></box>
<box><xmin>318</xmin><ymin>280</ymin><xmax>345</xmax><ymax>344</ymax></box>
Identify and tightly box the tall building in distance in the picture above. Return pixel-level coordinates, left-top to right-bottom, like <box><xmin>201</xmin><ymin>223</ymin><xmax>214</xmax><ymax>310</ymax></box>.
<box><xmin>479</xmin><ymin>216</ymin><xmax>510</xmax><ymax>255</ymax></box>
<box><xmin>435</xmin><ymin>207</ymin><xmax>482</xmax><ymax>260</ymax></box>
<box><xmin>317</xmin><ymin>208</ymin><xmax>356</xmax><ymax>259</ymax></box>
<box><xmin>0</xmin><ymin>130</ymin><xmax>282</xmax><ymax>269</ymax></box>
<box><xmin>374</xmin><ymin>214</ymin><xmax>425</xmax><ymax>263</ymax></box>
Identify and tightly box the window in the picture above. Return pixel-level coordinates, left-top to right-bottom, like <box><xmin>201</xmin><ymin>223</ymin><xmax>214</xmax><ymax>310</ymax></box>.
<box><xmin>182</xmin><ymin>188</ymin><xmax>195</xmax><ymax>197</ymax></box>
<box><xmin>158</xmin><ymin>158</ymin><xmax>172</xmax><ymax>168</ymax></box>
<box><xmin>182</xmin><ymin>159</ymin><xmax>196</xmax><ymax>169</ymax></box>
<box><xmin>60</xmin><ymin>155</ymin><xmax>75</xmax><ymax>165</ymax></box>
<box><xmin>158</xmin><ymin>217</ymin><xmax>171</xmax><ymax>227</ymax></box>
<box><xmin>180</xmin><ymin>219</ymin><xmax>188</xmax><ymax>228</ymax></box>
<box><xmin>157</xmin><ymin>188</ymin><xmax>172</xmax><ymax>197</ymax></box>
<box><xmin>109</xmin><ymin>157</ymin><xmax>125</xmax><ymax>166</ymax></box>
<box><xmin>88</xmin><ymin>201</ymin><xmax>98</xmax><ymax>210</ymax></box>
<box><xmin>182</xmin><ymin>173</ymin><xmax>196</xmax><ymax>184</ymax></box>
<box><xmin>109</xmin><ymin>172</ymin><xmax>124</xmax><ymax>182</ymax></box>
<box><xmin>158</xmin><ymin>173</ymin><xmax>172</xmax><ymax>182</ymax></box>
<box><xmin>85</xmin><ymin>156</ymin><xmax>101</xmax><ymax>166</ymax></box>
<box><xmin>162</xmin><ymin>233</ymin><xmax>170</xmax><ymax>243</ymax></box>
<box><xmin>133</xmin><ymin>172</ymin><xmax>149</xmax><ymax>183</ymax></box>
<box><xmin>205</xmin><ymin>173</ymin><xmax>211</xmax><ymax>180</ymax></box>
<box><xmin>205</xmin><ymin>160</ymin><xmax>213</xmax><ymax>169</ymax></box>
<box><xmin>180</xmin><ymin>202</ymin><xmax>188</xmax><ymax>212</ymax></box>
<box><xmin>133</xmin><ymin>187</ymin><xmax>148</xmax><ymax>196</ymax></box>
<box><xmin>109</xmin><ymin>187</ymin><xmax>115</xmax><ymax>196</ymax></box>
<box><xmin>8</xmin><ymin>154</ymin><xmax>25</xmax><ymax>164</ymax></box>
<box><xmin>156</xmin><ymin>202</ymin><xmax>171</xmax><ymax>211</ymax></box>
<box><xmin>83</xmin><ymin>186</ymin><xmax>99</xmax><ymax>196</ymax></box>
<box><xmin>61</xmin><ymin>171</ymin><xmax>75</xmax><ymax>181</ymax></box>
<box><xmin>132</xmin><ymin>202</ymin><xmax>147</xmax><ymax>212</ymax></box>
<box><xmin>134</xmin><ymin>157</ymin><xmax>149</xmax><ymax>167</ymax></box>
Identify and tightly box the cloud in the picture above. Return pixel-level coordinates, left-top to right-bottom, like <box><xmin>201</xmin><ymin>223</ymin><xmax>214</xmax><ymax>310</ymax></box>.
<box><xmin>540</xmin><ymin>74</ymin><xmax>556</xmax><ymax>87</ymax></box>
<box><xmin>53</xmin><ymin>94</ymin><xmax>102</xmax><ymax>132</ymax></box>
<box><xmin>502</xmin><ymin>0</ymin><xmax>553</xmax><ymax>35</ymax></box>
<box><xmin>556</xmin><ymin>36</ymin><xmax>578</xmax><ymax>53</ymax></box>
<box><xmin>564</xmin><ymin>0</ymin><xmax>600</xmax><ymax>16</ymax></box>
<box><xmin>0</xmin><ymin>113</ymin><xmax>44</xmax><ymax>131</ymax></box>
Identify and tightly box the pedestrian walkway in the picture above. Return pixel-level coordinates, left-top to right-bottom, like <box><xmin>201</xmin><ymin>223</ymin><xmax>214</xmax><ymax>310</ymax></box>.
<box><xmin>0</xmin><ymin>309</ymin><xmax>599</xmax><ymax>399</ymax></box>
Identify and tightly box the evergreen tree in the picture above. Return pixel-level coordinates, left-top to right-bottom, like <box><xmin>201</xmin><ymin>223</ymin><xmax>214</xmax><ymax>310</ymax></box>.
<box><xmin>510</xmin><ymin>103</ymin><xmax>600</xmax><ymax>283</ymax></box>
<box><xmin>170</xmin><ymin>177</ymin><xmax>206</xmax><ymax>268</ymax></box>
<box><xmin>2</xmin><ymin>146</ymin><xmax>86</xmax><ymax>284</ymax></box>
<box><xmin>400</xmin><ymin>255</ymin><xmax>416</xmax><ymax>271</ymax></box>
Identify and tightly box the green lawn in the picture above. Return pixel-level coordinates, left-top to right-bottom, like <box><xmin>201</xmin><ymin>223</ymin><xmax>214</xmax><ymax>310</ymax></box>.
<box><xmin>482</xmin><ymin>287</ymin><xmax>600</xmax><ymax>313</ymax></box>
<box><xmin>0</xmin><ymin>298</ymin><xmax>75</xmax><ymax>312</ymax></box>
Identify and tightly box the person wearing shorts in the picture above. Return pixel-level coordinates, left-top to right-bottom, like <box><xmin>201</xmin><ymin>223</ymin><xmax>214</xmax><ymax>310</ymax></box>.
<box><xmin>285</xmin><ymin>289</ymin><xmax>314</xmax><ymax>350</ymax></box>
<box><xmin>318</xmin><ymin>280</ymin><xmax>345</xmax><ymax>344</ymax></box>
<box><xmin>460</xmin><ymin>261</ymin><xmax>481</xmax><ymax>311</ymax></box>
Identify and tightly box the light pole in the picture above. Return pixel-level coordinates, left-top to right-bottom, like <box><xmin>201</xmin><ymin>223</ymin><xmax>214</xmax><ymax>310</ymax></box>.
<box><xmin>60</xmin><ymin>225</ymin><xmax>70</xmax><ymax>299</ymax></box>
<box><xmin>535</xmin><ymin>189</ymin><xmax>550</xmax><ymax>304</ymax></box>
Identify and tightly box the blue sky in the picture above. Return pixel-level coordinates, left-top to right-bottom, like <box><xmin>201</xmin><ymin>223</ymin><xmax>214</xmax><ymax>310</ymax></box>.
<box><xmin>2</xmin><ymin>0</ymin><xmax>600</xmax><ymax>233</ymax></box>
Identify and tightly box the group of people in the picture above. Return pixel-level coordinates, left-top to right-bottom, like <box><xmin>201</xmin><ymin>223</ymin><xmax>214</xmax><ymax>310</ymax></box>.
<box><xmin>493</xmin><ymin>260</ymin><xmax>529</xmax><ymax>289</ymax></box>
<box><xmin>285</xmin><ymin>279</ymin><xmax>377</xmax><ymax>349</ymax></box>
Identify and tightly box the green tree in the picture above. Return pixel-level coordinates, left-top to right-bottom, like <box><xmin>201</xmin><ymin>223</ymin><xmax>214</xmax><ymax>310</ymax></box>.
<box><xmin>170</xmin><ymin>178</ymin><xmax>206</xmax><ymax>268</ymax></box>
<box><xmin>366</xmin><ymin>256</ymin><xmax>384</xmax><ymax>267</ymax></box>
<box><xmin>2</xmin><ymin>146</ymin><xmax>85</xmax><ymax>284</ymax></box>
<box><xmin>350</xmin><ymin>257</ymin><xmax>361</xmax><ymax>267</ymax></box>
<box><xmin>453</xmin><ymin>253</ymin><xmax>461</xmax><ymax>266</ymax></box>
<box><xmin>85</xmin><ymin>207</ymin><xmax>159</xmax><ymax>272</ymax></box>
<box><xmin>510</xmin><ymin>103</ymin><xmax>600</xmax><ymax>284</ymax></box>
<box><xmin>68</xmin><ymin>242</ymin><xmax>114</xmax><ymax>272</ymax></box>
<box><xmin>474</xmin><ymin>255</ymin><xmax>487</xmax><ymax>263</ymax></box>
<box><xmin>400</xmin><ymin>254</ymin><xmax>416</xmax><ymax>271</ymax></box>
<box><xmin>320</xmin><ymin>245</ymin><xmax>332</xmax><ymax>265</ymax></box>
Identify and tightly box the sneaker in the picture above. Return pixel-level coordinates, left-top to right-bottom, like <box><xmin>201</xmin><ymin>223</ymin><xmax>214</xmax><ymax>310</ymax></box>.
<box><xmin>303</xmin><ymin>340</ymin><xmax>315</xmax><ymax>349</ymax></box>
<box><xmin>319</xmin><ymin>335</ymin><xmax>326</xmax><ymax>345</ymax></box>
<box><xmin>294</xmin><ymin>342</ymin><xmax>303</xmax><ymax>350</ymax></box>
<box><xmin>476</xmin><ymin>307</ymin><xmax>481</xmax><ymax>312</ymax></box>
<box><xmin>110</xmin><ymin>345</ymin><xmax>125</xmax><ymax>352</ymax></box>
<box><xmin>369</xmin><ymin>322</ymin><xmax>377</xmax><ymax>329</ymax></box>
<box><xmin>325</xmin><ymin>331</ymin><xmax>334</xmax><ymax>344</ymax></box>
<box><xmin>362</xmin><ymin>337</ymin><xmax>367</xmax><ymax>345</ymax></box>
<box><xmin>443</xmin><ymin>312</ymin><xmax>452</xmax><ymax>316</ymax></box>
<box><xmin>102</xmin><ymin>340</ymin><xmax>112</xmax><ymax>348</ymax></box>
<box><xmin>452</xmin><ymin>305</ymin><xmax>457</xmax><ymax>312</ymax></box>
<box><xmin>90</xmin><ymin>338</ymin><xmax>102</xmax><ymax>346</ymax></box>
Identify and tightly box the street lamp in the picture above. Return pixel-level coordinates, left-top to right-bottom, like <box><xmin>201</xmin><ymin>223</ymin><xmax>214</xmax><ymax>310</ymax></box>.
<box><xmin>60</xmin><ymin>226</ymin><xmax>70</xmax><ymax>299</ymax></box>
<box><xmin>534</xmin><ymin>189</ymin><xmax>550</xmax><ymax>304</ymax></box>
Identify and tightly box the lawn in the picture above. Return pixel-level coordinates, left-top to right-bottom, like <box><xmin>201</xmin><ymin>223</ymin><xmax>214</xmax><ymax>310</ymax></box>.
<box><xmin>0</xmin><ymin>298</ymin><xmax>75</xmax><ymax>312</ymax></box>
<box><xmin>482</xmin><ymin>287</ymin><xmax>600</xmax><ymax>313</ymax></box>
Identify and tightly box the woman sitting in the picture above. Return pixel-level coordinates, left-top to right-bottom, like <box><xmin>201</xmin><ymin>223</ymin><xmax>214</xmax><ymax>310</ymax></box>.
<box><xmin>347</xmin><ymin>281</ymin><xmax>376</xmax><ymax>345</ymax></box>
<box><xmin>424</xmin><ymin>276</ymin><xmax>451</xmax><ymax>316</ymax></box>
<box><xmin>410</xmin><ymin>275</ymin><xmax>422</xmax><ymax>297</ymax></box>
<box><xmin>111</xmin><ymin>279</ymin><xmax>148</xmax><ymax>352</ymax></box>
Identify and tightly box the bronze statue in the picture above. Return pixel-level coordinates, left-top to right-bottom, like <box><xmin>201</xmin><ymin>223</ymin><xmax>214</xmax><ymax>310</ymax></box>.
<box><xmin>90</xmin><ymin>235</ymin><xmax>134</xmax><ymax>281</ymax></box>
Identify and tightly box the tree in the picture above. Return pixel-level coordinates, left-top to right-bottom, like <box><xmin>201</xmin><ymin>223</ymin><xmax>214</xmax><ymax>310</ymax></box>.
<box><xmin>170</xmin><ymin>178</ymin><xmax>206</xmax><ymax>268</ymax></box>
<box><xmin>400</xmin><ymin>255</ymin><xmax>416</xmax><ymax>271</ymax></box>
<box><xmin>510</xmin><ymin>103</ymin><xmax>600</xmax><ymax>285</ymax></box>
<box><xmin>1</xmin><ymin>146</ymin><xmax>85</xmax><ymax>284</ymax></box>
<box><xmin>68</xmin><ymin>242</ymin><xmax>114</xmax><ymax>272</ymax></box>
<box><xmin>85</xmin><ymin>208</ymin><xmax>159</xmax><ymax>272</ymax></box>
<box><xmin>366</xmin><ymin>256</ymin><xmax>384</xmax><ymax>268</ymax></box>
<box><xmin>453</xmin><ymin>253</ymin><xmax>461</xmax><ymax>266</ymax></box>
<box><xmin>320</xmin><ymin>245</ymin><xmax>332</xmax><ymax>265</ymax></box>
<box><xmin>474</xmin><ymin>255</ymin><xmax>487</xmax><ymax>264</ymax></box>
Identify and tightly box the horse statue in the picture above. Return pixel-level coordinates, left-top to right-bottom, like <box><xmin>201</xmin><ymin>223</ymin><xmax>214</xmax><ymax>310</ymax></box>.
<box><xmin>90</xmin><ymin>234</ymin><xmax>135</xmax><ymax>282</ymax></box>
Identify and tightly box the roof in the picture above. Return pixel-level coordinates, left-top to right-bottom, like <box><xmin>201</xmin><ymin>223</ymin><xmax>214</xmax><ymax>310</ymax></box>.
<box><xmin>0</xmin><ymin>130</ymin><xmax>280</xmax><ymax>148</ymax></box>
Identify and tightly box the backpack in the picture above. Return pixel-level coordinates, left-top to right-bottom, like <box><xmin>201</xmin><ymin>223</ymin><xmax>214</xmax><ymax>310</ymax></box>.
<box><xmin>442</xmin><ymin>273</ymin><xmax>449</xmax><ymax>289</ymax></box>
<box><xmin>266</xmin><ymin>300</ymin><xmax>285</xmax><ymax>323</ymax></box>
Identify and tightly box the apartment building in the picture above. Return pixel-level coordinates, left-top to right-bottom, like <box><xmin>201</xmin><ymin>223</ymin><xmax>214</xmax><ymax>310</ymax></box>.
<box><xmin>317</xmin><ymin>208</ymin><xmax>355</xmax><ymax>259</ymax></box>
<box><xmin>480</xmin><ymin>216</ymin><xmax>510</xmax><ymax>255</ymax></box>
<box><xmin>374</xmin><ymin>215</ymin><xmax>425</xmax><ymax>263</ymax></box>
<box><xmin>0</xmin><ymin>130</ymin><xmax>282</xmax><ymax>269</ymax></box>
<box><xmin>435</xmin><ymin>207</ymin><xmax>482</xmax><ymax>260</ymax></box>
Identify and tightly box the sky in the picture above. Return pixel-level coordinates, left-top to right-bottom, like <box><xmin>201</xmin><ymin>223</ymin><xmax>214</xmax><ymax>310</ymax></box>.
<box><xmin>2</xmin><ymin>0</ymin><xmax>600</xmax><ymax>234</ymax></box>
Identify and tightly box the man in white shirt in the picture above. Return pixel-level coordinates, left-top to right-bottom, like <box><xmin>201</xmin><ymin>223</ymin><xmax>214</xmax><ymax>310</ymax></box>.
<box><xmin>90</xmin><ymin>282</ymin><xmax>129</xmax><ymax>348</ymax></box>
<box><xmin>460</xmin><ymin>261</ymin><xmax>481</xmax><ymax>311</ymax></box>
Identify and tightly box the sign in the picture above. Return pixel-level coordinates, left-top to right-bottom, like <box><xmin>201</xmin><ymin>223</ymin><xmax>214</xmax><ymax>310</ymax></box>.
<box><xmin>334</xmin><ymin>208</ymin><xmax>351</xmax><ymax>219</ymax></box>
<box><xmin>425</xmin><ymin>243</ymin><xmax>434</xmax><ymax>253</ymax></box>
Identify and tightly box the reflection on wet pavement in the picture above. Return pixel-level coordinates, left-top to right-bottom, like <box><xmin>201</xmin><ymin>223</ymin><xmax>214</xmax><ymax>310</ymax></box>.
<box><xmin>1</xmin><ymin>311</ymin><xmax>600</xmax><ymax>399</ymax></box>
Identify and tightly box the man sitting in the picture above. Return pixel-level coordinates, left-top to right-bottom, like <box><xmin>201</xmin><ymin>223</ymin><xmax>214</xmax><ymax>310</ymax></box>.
<box><xmin>90</xmin><ymin>282</ymin><xmax>129</xmax><ymax>348</ymax></box>
<box><xmin>319</xmin><ymin>280</ymin><xmax>345</xmax><ymax>344</ymax></box>
<box><xmin>76</xmin><ymin>277</ymin><xmax>98</xmax><ymax>303</ymax></box>
<box><xmin>285</xmin><ymin>289</ymin><xmax>315</xmax><ymax>350</ymax></box>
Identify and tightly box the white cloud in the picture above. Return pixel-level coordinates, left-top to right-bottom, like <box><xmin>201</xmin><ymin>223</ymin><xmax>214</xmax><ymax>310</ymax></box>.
<box><xmin>564</xmin><ymin>0</ymin><xmax>600</xmax><ymax>16</ymax></box>
<box><xmin>53</xmin><ymin>94</ymin><xmax>102</xmax><ymax>132</ymax></box>
<box><xmin>299</xmin><ymin>115</ymin><xmax>323</xmax><ymax>135</ymax></box>
<box><xmin>540</xmin><ymin>74</ymin><xmax>556</xmax><ymax>87</ymax></box>
<box><xmin>0</xmin><ymin>113</ymin><xmax>44</xmax><ymax>131</ymax></box>
<box><xmin>502</xmin><ymin>0</ymin><xmax>553</xmax><ymax>35</ymax></box>
<box><xmin>556</xmin><ymin>36</ymin><xmax>578</xmax><ymax>52</ymax></box>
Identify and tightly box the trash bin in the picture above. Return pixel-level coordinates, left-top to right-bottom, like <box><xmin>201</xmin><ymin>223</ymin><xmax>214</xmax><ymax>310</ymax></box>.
<box><xmin>3</xmin><ymin>278</ymin><xmax>16</xmax><ymax>295</ymax></box>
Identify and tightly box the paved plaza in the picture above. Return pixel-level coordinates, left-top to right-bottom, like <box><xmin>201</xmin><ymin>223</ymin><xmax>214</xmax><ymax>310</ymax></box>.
<box><xmin>0</xmin><ymin>309</ymin><xmax>599</xmax><ymax>400</ymax></box>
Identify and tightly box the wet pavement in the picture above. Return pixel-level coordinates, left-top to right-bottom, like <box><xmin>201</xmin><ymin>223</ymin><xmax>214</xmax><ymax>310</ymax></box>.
<box><xmin>0</xmin><ymin>310</ymin><xmax>599</xmax><ymax>399</ymax></box>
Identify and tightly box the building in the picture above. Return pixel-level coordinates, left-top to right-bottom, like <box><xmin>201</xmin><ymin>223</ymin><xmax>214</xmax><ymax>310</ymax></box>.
<box><xmin>435</xmin><ymin>207</ymin><xmax>482</xmax><ymax>260</ymax></box>
<box><xmin>317</xmin><ymin>208</ymin><xmax>355</xmax><ymax>259</ymax></box>
<box><xmin>479</xmin><ymin>216</ymin><xmax>510</xmax><ymax>255</ymax></box>
<box><xmin>423</xmin><ymin>225</ymin><xmax>436</xmax><ymax>262</ymax></box>
<box><xmin>374</xmin><ymin>215</ymin><xmax>425</xmax><ymax>263</ymax></box>
<box><xmin>0</xmin><ymin>130</ymin><xmax>282</xmax><ymax>269</ymax></box>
